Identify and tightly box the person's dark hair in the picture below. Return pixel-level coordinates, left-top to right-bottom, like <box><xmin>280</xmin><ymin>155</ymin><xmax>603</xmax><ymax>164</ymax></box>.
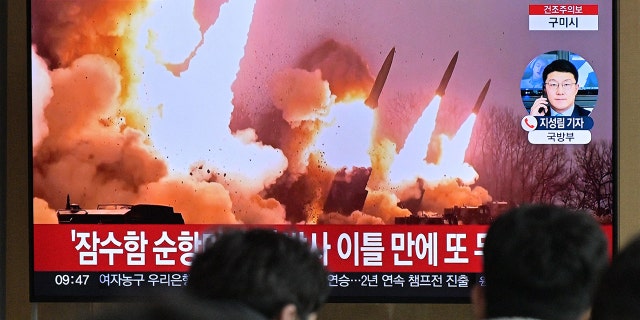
<box><xmin>591</xmin><ymin>234</ymin><xmax>640</xmax><ymax>320</ymax></box>
<box><xmin>186</xmin><ymin>228</ymin><xmax>330</xmax><ymax>319</ymax></box>
<box><xmin>482</xmin><ymin>204</ymin><xmax>608</xmax><ymax>320</ymax></box>
<box><xmin>89</xmin><ymin>293</ymin><xmax>267</xmax><ymax>320</ymax></box>
<box><xmin>543</xmin><ymin>59</ymin><xmax>579</xmax><ymax>84</ymax></box>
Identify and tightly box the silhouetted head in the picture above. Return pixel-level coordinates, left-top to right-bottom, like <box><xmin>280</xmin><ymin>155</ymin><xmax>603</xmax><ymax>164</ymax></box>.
<box><xmin>474</xmin><ymin>204</ymin><xmax>608</xmax><ymax>320</ymax></box>
<box><xmin>187</xmin><ymin>228</ymin><xmax>330</xmax><ymax>320</ymax></box>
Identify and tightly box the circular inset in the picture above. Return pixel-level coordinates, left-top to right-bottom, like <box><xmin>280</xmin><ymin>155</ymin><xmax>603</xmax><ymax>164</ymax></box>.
<box><xmin>520</xmin><ymin>51</ymin><xmax>598</xmax><ymax>117</ymax></box>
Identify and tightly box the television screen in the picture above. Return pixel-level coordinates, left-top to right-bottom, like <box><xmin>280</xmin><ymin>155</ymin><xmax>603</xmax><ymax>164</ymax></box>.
<box><xmin>30</xmin><ymin>1</ymin><xmax>615</xmax><ymax>302</ymax></box>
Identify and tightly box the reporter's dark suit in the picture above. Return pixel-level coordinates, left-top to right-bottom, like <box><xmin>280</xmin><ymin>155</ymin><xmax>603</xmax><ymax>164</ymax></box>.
<box><xmin>545</xmin><ymin>104</ymin><xmax>592</xmax><ymax>116</ymax></box>
<box><xmin>571</xmin><ymin>104</ymin><xmax>592</xmax><ymax>116</ymax></box>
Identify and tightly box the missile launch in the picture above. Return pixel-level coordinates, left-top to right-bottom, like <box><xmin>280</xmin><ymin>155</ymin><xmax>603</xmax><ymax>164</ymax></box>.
<box><xmin>472</xmin><ymin>79</ymin><xmax>491</xmax><ymax>114</ymax></box>
<box><xmin>364</xmin><ymin>47</ymin><xmax>396</xmax><ymax>109</ymax></box>
<box><xmin>435</xmin><ymin>51</ymin><xmax>459</xmax><ymax>97</ymax></box>
<box><xmin>324</xmin><ymin>47</ymin><xmax>395</xmax><ymax>215</ymax></box>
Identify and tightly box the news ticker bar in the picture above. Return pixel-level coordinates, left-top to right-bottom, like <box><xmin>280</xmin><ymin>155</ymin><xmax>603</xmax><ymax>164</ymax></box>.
<box><xmin>31</xmin><ymin>271</ymin><xmax>482</xmax><ymax>302</ymax></box>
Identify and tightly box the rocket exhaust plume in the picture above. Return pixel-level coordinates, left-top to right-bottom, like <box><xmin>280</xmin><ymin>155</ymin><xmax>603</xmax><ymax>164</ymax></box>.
<box><xmin>472</xmin><ymin>79</ymin><xmax>491</xmax><ymax>114</ymax></box>
<box><xmin>364</xmin><ymin>47</ymin><xmax>395</xmax><ymax>108</ymax></box>
<box><xmin>435</xmin><ymin>51</ymin><xmax>459</xmax><ymax>97</ymax></box>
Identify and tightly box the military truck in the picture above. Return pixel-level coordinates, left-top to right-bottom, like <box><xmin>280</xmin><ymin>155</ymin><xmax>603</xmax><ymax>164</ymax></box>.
<box><xmin>443</xmin><ymin>202</ymin><xmax>510</xmax><ymax>225</ymax></box>
<box><xmin>395</xmin><ymin>201</ymin><xmax>510</xmax><ymax>225</ymax></box>
<box><xmin>56</xmin><ymin>196</ymin><xmax>184</xmax><ymax>224</ymax></box>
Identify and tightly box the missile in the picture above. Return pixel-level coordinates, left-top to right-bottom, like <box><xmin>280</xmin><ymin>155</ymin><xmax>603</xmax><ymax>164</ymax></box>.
<box><xmin>472</xmin><ymin>79</ymin><xmax>491</xmax><ymax>114</ymax></box>
<box><xmin>365</xmin><ymin>47</ymin><xmax>396</xmax><ymax>109</ymax></box>
<box><xmin>435</xmin><ymin>51</ymin><xmax>459</xmax><ymax>97</ymax></box>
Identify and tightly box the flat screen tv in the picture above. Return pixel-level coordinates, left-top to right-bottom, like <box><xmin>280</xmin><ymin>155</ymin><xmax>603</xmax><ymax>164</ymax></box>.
<box><xmin>30</xmin><ymin>1</ymin><xmax>615</xmax><ymax>302</ymax></box>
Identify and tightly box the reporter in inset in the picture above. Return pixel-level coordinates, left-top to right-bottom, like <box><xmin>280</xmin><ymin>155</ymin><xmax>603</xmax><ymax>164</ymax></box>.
<box><xmin>529</xmin><ymin>59</ymin><xmax>591</xmax><ymax>117</ymax></box>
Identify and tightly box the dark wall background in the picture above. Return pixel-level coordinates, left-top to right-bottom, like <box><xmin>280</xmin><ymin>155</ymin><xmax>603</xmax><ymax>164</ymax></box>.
<box><xmin>5</xmin><ymin>1</ymin><xmax>640</xmax><ymax>319</ymax></box>
<box><xmin>1</xmin><ymin>0</ymin><xmax>7</xmax><ymax>317</ymax></box>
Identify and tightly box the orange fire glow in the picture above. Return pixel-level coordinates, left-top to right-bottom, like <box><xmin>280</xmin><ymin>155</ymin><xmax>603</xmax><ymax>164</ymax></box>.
<box><xmin>31</xmin><ymin>0</ymin><xmax>490</xmax><ymax>225</ymax></box>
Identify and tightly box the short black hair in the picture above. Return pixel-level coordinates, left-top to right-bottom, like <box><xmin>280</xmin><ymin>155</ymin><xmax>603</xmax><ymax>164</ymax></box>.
<box><xmin>482</xmin><ymin>204</ymin><xmax>608</xmax><ymax>320</ymax></box>
<box><xmin>591</xmin><ymin>234</ymin><xmax>640</xmax><ymax>320</ymax></box>
<box><xmin>186</xmin><ymin>228</ymin><xmax>330</xmax><ymax>319</ymax></box>
<box><xmin>543</xmin><ymin>59</ymin><xmax>579</xmax><ymax>84</ymax></box>
<box><xmin>89</xmin><ymin>293</ymin><xmax>267</xmax><ymax>320</ymax></box>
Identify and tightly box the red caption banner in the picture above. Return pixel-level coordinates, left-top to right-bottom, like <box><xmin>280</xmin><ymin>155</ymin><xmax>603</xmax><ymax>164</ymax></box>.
<box><xmin>33</xmin><ymin>224</ymin><xmax>613</xmax><ymax>273</ymax></box>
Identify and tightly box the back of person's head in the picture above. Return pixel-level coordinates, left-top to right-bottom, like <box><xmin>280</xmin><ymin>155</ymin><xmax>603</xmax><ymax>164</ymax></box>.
<box><xmin>186</xmin><ymin>228</ymin><xmax>330</xmax><ymax>320</ymax></box>
<box><xmin>543</xmin><ymin>59</ymin><xmax>579</xmax><ymax>83</ymax></box>
<box><xmin>89</xmin><ymin>292</ymin><xmax>267</xmax><ymax>320</ymax></box>
<box><xmin>477</xmin><ymin>204</ymin><xmax>608</xmax><ymax>320</ymax></box>
<box><xmin>591</xmin><ymin>234</ymin><xmax>640</xmax><ymax>320</ymax></box>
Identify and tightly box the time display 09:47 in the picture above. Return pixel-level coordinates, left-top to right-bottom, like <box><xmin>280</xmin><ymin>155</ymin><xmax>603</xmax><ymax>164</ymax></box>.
<box><xmin>54</xmin><ymin>274</ymin><xmax>89</xmax><ymax>286</ymax></box>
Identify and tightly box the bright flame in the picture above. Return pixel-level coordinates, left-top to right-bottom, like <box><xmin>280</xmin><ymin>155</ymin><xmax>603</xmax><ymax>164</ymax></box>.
<box><xmin>129</xmin><ymin>0</ymin><xmax>287</xmax><ymax>193</ymax></box>
<box><xmin>387</xmin><ymin>95</ymin><xmax>478</xmax><ymax>186</ymax></box>
<box><xmin>145</xmin><ymin>1</ymin><xmax>202</xmax><ymax>65</ymax></box>
<box><xmin>388</xmin><ymin>96</ymin><xmax>440</xmax><ymax>184</ymax></box>
<box><xmin>438</xmin><ymin>113</ymin><xmax>478</xmax><ymax>184</ymax></box>
<box><xmin>313</xmin><ymin>99</ymin><xmax>375</xmax><ymax>169</ymax></box>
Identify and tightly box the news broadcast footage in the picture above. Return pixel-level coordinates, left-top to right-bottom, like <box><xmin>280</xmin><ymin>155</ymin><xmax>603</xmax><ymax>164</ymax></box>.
<box><xmin>30</xmin><ymin>1</ymin><xmax>614</xmax><ymax>302</ymax></box>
